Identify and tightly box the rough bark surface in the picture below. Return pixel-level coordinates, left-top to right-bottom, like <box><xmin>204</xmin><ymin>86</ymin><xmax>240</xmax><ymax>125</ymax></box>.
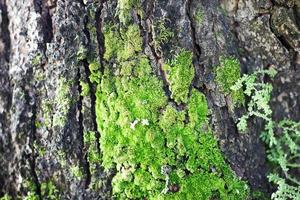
<box><xmin>0</xmin><ymin>0</ymin><xmax>299</xmax><ymax>199</ymax></box>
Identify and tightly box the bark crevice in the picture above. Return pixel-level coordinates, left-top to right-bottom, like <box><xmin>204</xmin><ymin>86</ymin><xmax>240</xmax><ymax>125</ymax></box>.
<box><xmin>28</xmin><ymin>100</ymin><xmax>42</xmax><ymax>199</ymax></box>
<box><xmin>76</xmin><ymin>66</ymin><xmax>91</xmax><ymax>188</ymax></box>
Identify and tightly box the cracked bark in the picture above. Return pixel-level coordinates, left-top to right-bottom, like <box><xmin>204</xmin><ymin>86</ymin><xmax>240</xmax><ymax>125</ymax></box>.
<box><xmin>0</xmin><ymin>0</ymin><xmax>299</xmax><ymax>199</ymax></box>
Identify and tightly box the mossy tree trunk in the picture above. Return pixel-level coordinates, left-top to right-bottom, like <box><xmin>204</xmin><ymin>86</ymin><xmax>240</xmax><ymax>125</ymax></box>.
<box><xmin>0</xmin><ymin>0</ymin><xmax>299</xmax><ymax>199</ymax></box>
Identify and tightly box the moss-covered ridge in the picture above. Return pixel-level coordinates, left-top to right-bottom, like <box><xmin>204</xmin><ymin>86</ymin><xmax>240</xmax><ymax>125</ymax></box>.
<box><xmin>94</xmin><ymin>18</ymin><xmax>249</xmax><ymax>198</ymax></box>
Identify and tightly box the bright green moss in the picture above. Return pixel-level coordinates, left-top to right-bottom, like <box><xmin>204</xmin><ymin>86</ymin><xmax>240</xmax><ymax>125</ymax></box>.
<box><xmin>95</xmin><ymin>23</ymin><xmax>249</xmax><ymax>199</ymax></box>
<box><xmin>215</xmin><ymin>56</ymin><xmax>244</xmax><ymax>105</ymax></box>
<box><xmin>53</xmin><ymin>78</ymin><xmax>72</xmax><ymax>127</ymax></box>
<box><xmin>163</xmin><ymin>51</ymin><xmax>195</xmax><ymax>104</ymax></box>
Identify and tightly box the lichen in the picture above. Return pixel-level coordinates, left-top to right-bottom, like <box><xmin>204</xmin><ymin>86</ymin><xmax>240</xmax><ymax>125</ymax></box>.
<box><xmin>53</xmin><ymin>78</ymin><xmax>73</xmax><ymax>127</ymax></box>
<box><xmin>194</xmin><ymin>8</ymin><xmax>204</xmax><ymax>25</ymax></box>
<box><xmin>31</xmin><ymin>53</ymin><xmax>42</xmax><ymax>66</ymax></box>
<box><xmin>95</xmin><ymin>23</ymin><xmax>249</xmax><ymax>199</ymax></box>
<box><xmin>163</xmin><ymin>50</ymin><xmax>195</xmax><ymax>104</ymax></box>
<box><xmin>215</xmin><ymin>56</ymin><xmax>244</xmax><ymax>106</ymax></box>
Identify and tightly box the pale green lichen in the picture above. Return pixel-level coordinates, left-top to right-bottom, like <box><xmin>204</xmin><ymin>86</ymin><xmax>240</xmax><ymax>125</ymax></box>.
<box><xmin>163</xmin><ymin>50</ymin><xmax>195</xmax><ymax>104</ymax></box>
<box><xmin>40</xmin><ymin>99</ymin><xmax>53</xmax><ymax>128</ymax></box>
<box><xmin>53</xmin><ymin>78</ymin><xmax>72</xmax><ymax>127</ymax></box>
<box><xmin>215</xmin><ymin>56</ymin><xmax>244</xmax><ymax>106</ymax></box>
<box><xmin>194</xmin><ymin>8</ymin><xmax>205</xmax><ymax>25</ymax></box>
<box><xmin>95</xmin><ymin>23</ymin><xmax>249</xmax><ymax>199</ymax></box>
<box><xmin>31</xmin><ymin>53</ymin><xmax>42</xmax><ymax>66</ymax></box>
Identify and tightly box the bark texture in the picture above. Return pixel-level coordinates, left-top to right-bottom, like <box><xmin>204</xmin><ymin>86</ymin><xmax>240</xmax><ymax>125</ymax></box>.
<box><xmin>0</xmin><ymin>0</ymin><xmax>299</xmax><ymax>199</ymax></box>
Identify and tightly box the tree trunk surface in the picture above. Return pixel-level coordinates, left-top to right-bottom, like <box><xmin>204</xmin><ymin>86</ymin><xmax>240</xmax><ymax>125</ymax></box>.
<box><xmin>0</xmin><ymin>0</ymin><xmax>299</xmax><ymax>199</ymax></box>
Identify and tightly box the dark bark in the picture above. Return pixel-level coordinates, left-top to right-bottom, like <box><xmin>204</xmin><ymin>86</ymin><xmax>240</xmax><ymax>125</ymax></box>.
<box><xmin>0</xmin><ymin>0</ymin><xmax>299</xmax><ymax>199</ymax></box>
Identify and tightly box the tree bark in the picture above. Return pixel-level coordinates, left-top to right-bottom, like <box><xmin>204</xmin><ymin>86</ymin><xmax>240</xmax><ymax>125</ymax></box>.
<box><xmin>0</xmin><ymin>0</ymin><xmax>299</xmax><ymax>199</ymax></box>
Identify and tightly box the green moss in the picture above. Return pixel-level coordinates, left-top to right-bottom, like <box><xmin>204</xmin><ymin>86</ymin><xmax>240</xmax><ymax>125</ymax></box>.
<box><xmin>77</xmin><ymin>45</ymin><xmax>88</xmax><ymax>61</ymax></box>
<box><xmin>33</xmin><ymin>142</ymin><xmax>46</xmax><ymax>157</ymax></box>
<box><xmin>153</xmin><ymin>20</ymin><xmax>174</xmax><ymax>47</ymax></box>
<box><xmin>104</xmin><ymin>24</ymin><xmax>142</xmax><ymax>62</ymax></box>
<box><xmin>53</xmin><ymin>78</ymin><xmax>72</xmax><ymax>127</ymax></box>
<box><xmin>84</xmin><ymin>131</ymin><xmax>101</xmax><ymax>164</ymax></box>
<box><xmin>70</xmin><ymin>165</ymin><xmax>83</xmax><ymax>179</ymax></box>
<box><xmin>94</xmin><ymin>23</ymin><xmax>249</xmax><ymax>199</ymax></box>
<box><xmin>215</xmin><ymin>56</ymin><xmax>244</xmax><ymax>106</ymax></box>
<box><xmin>22</xmin><ymin>180</ymin><xmax>59</xmax><ymax>200</ymax></box>
<box><xmin>163</xmin><ymin>50</ymin><xmax>195</xmax><ymax>104</ymax></box>
<box><xmin>80</xmin><ymin>81</ymin><xmax>90</xmax><ymax>96</ymax></box>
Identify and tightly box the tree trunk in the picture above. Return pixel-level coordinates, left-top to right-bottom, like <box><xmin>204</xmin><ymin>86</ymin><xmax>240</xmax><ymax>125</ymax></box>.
<box><xmin>0</xmin><ymin>0</ymin><xmax>299</xmax><ymax>199</ymax></box>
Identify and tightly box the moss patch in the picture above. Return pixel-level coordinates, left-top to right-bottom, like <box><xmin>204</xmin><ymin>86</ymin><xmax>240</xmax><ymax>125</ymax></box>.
<box><xmin>215</xmin><ymin>56</ymin><xmax>244</xmax><ymax>106</ymax></box>
<box><xmin>95</xmin><ymin>22</ymin><xmax>249</xmax><ymax>199</ymax></box>
<box><xmin>163</xmin><ymin>51</ymin><xmax>195</xmax><ymax>104</ymax></box>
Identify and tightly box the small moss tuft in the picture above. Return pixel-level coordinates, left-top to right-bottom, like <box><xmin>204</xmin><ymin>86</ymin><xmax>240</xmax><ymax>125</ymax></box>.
<box><xmin>80</xmin><ymin>81</ymin><xmax>90</xmax><ymax>97</ymax></box>
<box><xmin>163</xmin><ymin>50</ymin><xmax>195</xmax><ymax>104</ymax></box>
<box><xmin>70</xmin><ymin>165</ymin><xmax>83</xmax><ymax>179</ymax></box>
<box><xmin>215</xmin><ymin>56</ymin><xmax>244</xmax><ymax>106</ymax></box>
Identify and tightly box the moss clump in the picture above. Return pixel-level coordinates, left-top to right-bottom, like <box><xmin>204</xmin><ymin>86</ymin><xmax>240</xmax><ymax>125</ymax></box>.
<box><xmin>80</xmin><ymin>81</ymin><xmax>90</xmax><ymax>96</ymax></box>
<box><xmin>53</xmin><ymin>78</ymin><xmax>72</xmax><ymax>127</ymax></box>
<box><xmin>95</xmin><ymin>23</ymin><xmax>249</xmax><ymax>199</ymax></box>
<box><xmin>215</xmin><ymin>56</ymin><xmax>244</xmax><ymax>105</ymax></box>
<box><xmin>163</xmin><ymin>51</ymin><xmax>195</xmax><ymax>104</ymax></box>
<box><xmin>104</xmin><ymin>24</ymin><xmax>142</xmax><ymax>62</ymax></box>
